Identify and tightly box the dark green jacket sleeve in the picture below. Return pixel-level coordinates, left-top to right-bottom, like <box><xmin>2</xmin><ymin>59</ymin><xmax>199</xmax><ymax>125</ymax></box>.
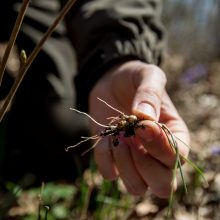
<box><xmin>64</xmin><ymin>0</ymin><xmax>166</xmax><ymax>110</ymax></box>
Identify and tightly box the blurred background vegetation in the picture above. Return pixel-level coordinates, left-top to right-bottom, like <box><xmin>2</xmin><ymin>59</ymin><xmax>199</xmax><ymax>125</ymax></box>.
<box><xmin>163</xmin><ymin>0</ymin><xmax>220</xmax><ymax>63</ymax></box>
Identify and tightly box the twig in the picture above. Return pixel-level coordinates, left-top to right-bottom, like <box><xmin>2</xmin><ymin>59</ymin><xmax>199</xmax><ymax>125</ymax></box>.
<box><xmin>0</xmin><ymin>0</ymin><xmax>30</xmax><ymax>85</ymax></box>
<box><xmin>0</xmin><ymin>0</ymin><xmax>77</xmax><ymax>122</ymax></box>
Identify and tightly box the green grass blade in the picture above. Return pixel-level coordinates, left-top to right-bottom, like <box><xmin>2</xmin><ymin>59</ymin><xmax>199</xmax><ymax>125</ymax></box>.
<box><xmin>181</xmin><ymin>155</ymin><xmax>208</xmax><ymax>186</ymax></box>
<box><xmin>167</xmin><ymin>153</ymin><xmax>179</xmax><ymax>218</ymax></box>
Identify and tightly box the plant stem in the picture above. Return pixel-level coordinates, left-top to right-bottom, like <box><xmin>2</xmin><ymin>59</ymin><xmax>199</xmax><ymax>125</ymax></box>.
<box><xmin>0</xmin><ymin>0</ymin><xmax>77</xmax><ymax>122</ymax></box>
<box><xmin>0</xmin><ymin>0</ymin><xmax>30</xmax><ymax>86</ymax></box>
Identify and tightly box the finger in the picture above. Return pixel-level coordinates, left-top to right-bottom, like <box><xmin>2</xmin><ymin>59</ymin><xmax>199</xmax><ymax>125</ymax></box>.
<box><xmin>135</xmin><ymin>92</ymin><xmax>190</xmax><ymax>168</ymax></box>
<box><xmin>132</xmin><ymin>64</ymin><xmax>167</xmax><ymax>121</ymax></box>
<box><xmin>94</xmin><ymin>136</ymin><xmax>118</xmax><ymax>180</ymax></box>
<box><xmin>136</xmin><ymin>120</ymin><xmax>177</xmax><ymax>168</ymax></box>
<box><xmin>136</xmin><ymin>119</ymin><xmax>189</xmax><ymax>168</ymax></box>
<box><xmin>129</xmin><ymin>137</ymin><xmax>176</xmax><ymax>198</ymax></box>
<box><xmin>159</xmin><ymin>91</ymin><xmax>190</xmax><ymax>159</ymax></box>
<box><xmin>112</xmin><ymin>137</ymin><xmax>147</xmax><ymax>196</ymax></box>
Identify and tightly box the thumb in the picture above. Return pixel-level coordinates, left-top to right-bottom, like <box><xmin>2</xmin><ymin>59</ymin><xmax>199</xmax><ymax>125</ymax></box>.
<box><xmin>131</xmin><ymin>65</ymin><xmax>167</xmax><ymax>121</ymax></box>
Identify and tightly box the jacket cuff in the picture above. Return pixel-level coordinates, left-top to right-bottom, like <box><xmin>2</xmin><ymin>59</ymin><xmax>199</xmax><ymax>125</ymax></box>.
<box><xmin>74</xmin><ymin>37</ymin><xmax>149</xmax><ymax>111</ymax></box>
<box><xmin>74</xmin><ymin>34</ymin><xmax>163</xmax><ymax>111</ymax></box>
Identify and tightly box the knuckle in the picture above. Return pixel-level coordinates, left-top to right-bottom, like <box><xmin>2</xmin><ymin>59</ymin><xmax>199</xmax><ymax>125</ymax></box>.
<box><xmin>137</xmin><ymin>87</ymin><xmax>162</xmax><ymax>110</ymax></box>
<box><xmin>138</xmin><ymin>63</ymin><xmax>167</xmax><ymax>85</ymax></box>
<box><xmin>146</xmin><ymin>64</ymin><xmax>167</xmax><ymax>84</ymax></box>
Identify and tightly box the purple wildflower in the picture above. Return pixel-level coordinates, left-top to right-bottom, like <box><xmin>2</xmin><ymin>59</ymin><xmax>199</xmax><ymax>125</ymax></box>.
<box><xmin>180</xmin><ymin>64</ymin><xmax>208</xmax><ymax>86</ymax></box>
<box><xmin>210</xmin><ymin>145</ymin><xmax>220</xmax><ymax>156</ymax></box>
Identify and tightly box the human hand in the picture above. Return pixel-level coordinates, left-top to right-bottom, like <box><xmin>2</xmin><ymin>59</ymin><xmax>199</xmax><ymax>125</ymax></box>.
<box><xmin>89</xmin><ymin>60</ymin><xmax>190</xmax><ymax>198</ymax></box>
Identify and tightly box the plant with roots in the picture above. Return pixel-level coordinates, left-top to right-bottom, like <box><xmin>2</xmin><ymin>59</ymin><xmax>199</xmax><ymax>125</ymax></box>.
<box><xmin>66</xmin><ymin>97</ymin><xmax>207</xmax><ymax>217</ymax></box>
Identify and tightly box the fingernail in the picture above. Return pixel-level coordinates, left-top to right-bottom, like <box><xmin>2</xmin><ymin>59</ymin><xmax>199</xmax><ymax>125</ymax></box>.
<box><xmin>136</xmin><ymin>103</ymin><xmax>157</xmax><ymax>120</ymax></box>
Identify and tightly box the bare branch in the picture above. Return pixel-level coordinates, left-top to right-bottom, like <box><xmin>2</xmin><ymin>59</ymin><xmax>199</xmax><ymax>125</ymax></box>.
<box><xmin>0</xmin><ymin>0</ymin><xmax>30</xmax><ymax>85</ymax></box>
<box><xmin>0</xmin><ymin>0</ymin><xmax>77</xmax><ymax>122</ymax></box>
